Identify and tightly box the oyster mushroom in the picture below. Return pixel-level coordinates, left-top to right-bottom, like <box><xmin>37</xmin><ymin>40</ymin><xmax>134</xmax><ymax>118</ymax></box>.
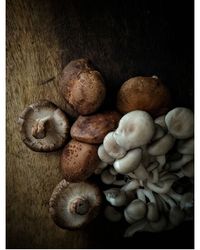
<box><xmin>124</xmin><ymin>199</ymin><xmax>147</xmax><ymax>223</ymax></box>
<box><xmin>49</xmin><ymin>180</ymin><xmax>102</xmax><ymax>229</ymax></box>
<box><xmin>113</xmin><ymin>110</ymin><xmax>155</xmax><ymax>150</ymax></box>
<box><xmin>104</xmin><ymin>206</ymin><xmax>122</xmax><ymax>222</ymax></box>
<box><xmin>61</xmin><ymin>139</ymin><xmax>100</xmax><ymax>182</ymax></box>
<box><xmin>101</xmin><ymin>169</ymin><xmax>116</xmax><ymax>185</ymax></box>
<box><xmin>104</xmin><ymin>188</ymin><xmax>127</xmax><ymax>207</ymax></box>
<box><xmin>97</xmin><ymin>144</ymin><xmax>115</xmax><ymax>164</ymax></box>
<box><xmin>18</xmin><ymin>100</ymin><xmax>69</xmax><ymax>152</ymax></box>
<box><xmin>176</xmin><ymin>137</ymin><xmax>194</xmax><ymax>155</ymax></box>
<box><xmin>165</xmin><ymin>107</ymin><xmax>194</xmax><ymax>139</ymax></box>
<box><xmin>154</xmin><ymin>115</ymin><xmax>167</xmax><ymax>130</ymax></box>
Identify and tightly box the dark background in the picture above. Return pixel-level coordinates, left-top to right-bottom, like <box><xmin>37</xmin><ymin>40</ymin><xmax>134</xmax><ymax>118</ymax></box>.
<box><xmin>7</xmin><ymin>0</ymin><xmax>194</xmax><ymax>248</ymax></box>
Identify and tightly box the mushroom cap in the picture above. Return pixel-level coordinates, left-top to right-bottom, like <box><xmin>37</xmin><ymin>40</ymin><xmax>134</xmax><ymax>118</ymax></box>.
<box><xmin>97</xmin><ymin>144</ymin><xmax>115</xmax><ymax>164</ymax></box>
<box><xmin>70</xmin><ymin>111</ymin><xmax>121</xmax><ymax>144</ymax></box>
<box><xmin>18</xmin><ymin>100</ymin><xmax>69</xmax><ymax>152</ymax></box>
<box><xmin>113</xmin><ymin>148</ymin><xmax>142</xmax><ymax>174</ymax></box>
<box><xmin>59</xmin><ymin>58</ymin><xmax>106</xmax><ymax>116</ymax></box>
<box><xmin>165</xmin><ymin>107</ymin><xmax>194</xmax><ymax>139</ymax></box>
<box><xmin>177</xmin><ymin>137</ymin><xmax>194</xmax><ymax>154</ymax></box>
<box><xmin>116</xmin><ymin>76</ymin><xmax>171</xmax><ymax>117</ymax></box>
<box><xmin>49</xmin><ymin>180</ymin><xmax>102</xmax><ymax>230</ymax></box>
<box><xmin>114</xmin><ymin>110</ymin><xmax>155</xmax><ymax>150</ymax></box>
<box><xmin>61</xmin><ymin>139</ymin><xmax>100</xmax><ymax>182</ymax></box>
<box><xmin>125</xmin><ymin>199</ymin><xmax>147</xmax><ymax>220</ymax></box>
<box><xmin>103</xmin><ymin>131</ymin><xmax>127</xmax><ymax>159</ymax></box>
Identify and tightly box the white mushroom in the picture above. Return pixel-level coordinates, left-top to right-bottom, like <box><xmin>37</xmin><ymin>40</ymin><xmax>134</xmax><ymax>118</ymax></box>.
<box><xmin>114</xmin><ymin>110</ymin><xmax>155</xmax><ymax>150</ymax></box>
<box><xmin>142</xmin><ymin>189</ymin><xmax>159</xmax><ymax>222</ymax></box>
<box><xmin>101</xmin><ymin>169</ymin><xmax>116</xmax><ymax>184</ymax></box>
<box><xmin>104</xmin><ymin>206</ymin><xmax>122</xmax><ymax>222</ymax></box>
<box><xmin>165</xmin><ymin>107</ymin><xmax>194</xmax><ymax>139</ymax></box>
<box><xmin>121</xmin><ymin>180</ymin><xmax>140</xmax><ymax>193</ymax></box>
<box><xmin>152</xmin><ymin>124</ymin><xmax>166</xmax><ymax>141</ymax></box>
<box><xmin>154</xmin><ymin>115</ymin><xmax>167</xmax><ymax>130</ymax></box>
<box><xmin>169</xmin><ymin>154</ymin><xmax>194</xmax><ymax>171</ymax></box>
<box><xmin>147</xmin><ymin>133</ymin><xmax>175</xmax><ymax>156</ymax></box>
<box><xmin>104</xmin><ymin>188</ymin><xmax>127</xmax><ymax>207</ymax></box>
<box><xmin>97</xmin><ymin>144</ymin><xmax>115</xmax><ymax>164</ymax></box>
<box><xmin>146</xmin><ymin>179</ymin><xmax>175</xmax><ymax>194</ymax></box>
<box><xmin>177</xmin><ymin>137</ymin><xmax>194</xmax><ymax>154</ymax></box>
<box><xmin>134</xmin><ymin>163</ymin><xmax>149</xmax><ymax>180</ymax></box>
<box><xmin>113</xmin><ymin>148</ymin><xmax>142</xmax><ymax>174</ymax></box>
<box><xmin>103</xmin><ymin>132</ymin><xmax>127</xmax><ymax>159</ymax></box>
<box><xmin>124</xmin><ymin>199</ymin><xmax>147</xmax><ymax>223</ymax></box>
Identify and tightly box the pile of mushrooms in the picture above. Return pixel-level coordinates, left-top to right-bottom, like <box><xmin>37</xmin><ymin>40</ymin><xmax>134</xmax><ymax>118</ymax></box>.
<box><xmin>96</xmin><ymin>107</ymin><xmax>194</xmax><ymax>237</ymax></box>
<box><xmin>17</xmin><ymin>58</ymin><xmax>194</xmax><ymax>237</ymax></box>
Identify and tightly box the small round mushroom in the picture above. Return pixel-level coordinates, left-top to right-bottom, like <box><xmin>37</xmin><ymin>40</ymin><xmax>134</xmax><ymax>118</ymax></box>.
<box><xmin>116</xmin><ymin>76</ymin><xmax>171</xmax><ymax>117</ymax></box>
<box><xmin>98</xmin><ymin>144</ymin><xmax>115</xmax><ymax>164</ymax></box>
<box><xmin>59</xmin><ymin>58</ymin><xmax>106</xmax><ymax>116</ymax></box>
<box><xmin>70</xmin><ymin>111</ymin><xmax>121</xmax><ymax>144</ymax></box>
<box><xmin>49</xmin><ymin>180</ymin><xmax>102</xmax><ymax>229</ymax></box>
<box><xmin>114</xmin><ymin>110</ymin><xmax>155</xmax><ymax>150</ymax></box>
<box><xmin>18</xmin><ymin>100</ymin><xmax>69</xmax><ymax>152</ymax></box>
<box><xmin>61</xmin><ymin>139</ymin><xmax>100</xmax><ymax>182</ymax></box>
<box><xmin>124</xmin><ymin>199</ymin><xmax>147</xmax><ymax>222</ymax></box>
<box><xmin>113</xmin><ymin>148</ymin><xmax>142</xmax><ymax>174</ymax></box>
<box><xmin>101</xmin><ymin>169</ymin><xmax>116</xmax><ymax>185</ymax></box>
<box><xmin>103</xmin><ymin>132</ymin><xmax>127</xmax><ymax>159</ymax></box>
<box><xmin>165</xmin><ymin>107</ymin><xmax>194</xmax><ymax>139</ymax></box>
<box><xmin>104</xmin><ymin>188</ymin><xmax>127</xmax><ymax>207</ymax></box>
<box><xmin>147</xmin><ymin>133</ymin><xmax>175</xmax><ymax>156</ymax></box>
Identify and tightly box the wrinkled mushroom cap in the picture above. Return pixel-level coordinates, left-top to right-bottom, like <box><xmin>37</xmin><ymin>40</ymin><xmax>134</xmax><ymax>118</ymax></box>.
<box><xmin>18</xmin><ymin>100</ymin><xmax>69</xmax><ymax>152</ymax></box>
<box><xmin>114</xmin><ymin>110</ymin><xmax>155</xmax><ymax>150</ymax></box>
<box><xmin>49</xmin><ymin>180</ymin><xmax>102</xmax><ymax>230</ymax></box>
<box><xmin>61</xmin><ymin>139</ymin><xmax>100</xmax><ymax>182</ymax></box>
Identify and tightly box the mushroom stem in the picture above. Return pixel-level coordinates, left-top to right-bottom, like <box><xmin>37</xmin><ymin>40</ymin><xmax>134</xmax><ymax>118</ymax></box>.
<box><xmin>69</xmin><ymin>196</ymin><xmax>90</xmax><ymax>215</ymax></box>
<box><xmin>134</xmin><ymin>164</ymin><xmax>149</xmax><ymax>180</ymax></box>
<box><xmin>136</xmin><ymin>189</ymin><xmax>146</xmax><ymax>203</ymax></box>
<box><xmin>121</xmin><ymin>179</ymin><xmax>140</xmax><ymax>192</ymax></box>
<box><xmin>124</xmin><ymin>219</ymin><xmax>147</xmax><ymax>237</ymax></box>
<box><xmin>146</xmin><ymin>179</ymin><xmax>174</xmax><ymax>194</ymax></box>
<box><xmin>32</xmin><ymin>115</ymin><xmax>52</xmax><ymax>139</ymax></box>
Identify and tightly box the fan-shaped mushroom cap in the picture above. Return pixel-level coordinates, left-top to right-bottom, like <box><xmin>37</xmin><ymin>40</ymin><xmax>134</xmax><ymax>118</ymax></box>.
<box><xmin>49</xmin><ymin>180</ymin><xmax>102</xmax><ymax>230</ymax></box>
<box><xmin>114</xmin><ymin>110</ymin><xmax>155</xmax><ymax>150</ymax></box>
<box><xmin>59</xmin><ymin>58</ymin><xmax>106</xmax><ymax>116</ymax></box>
<box><xmin>61</xmin><ymin>139</ymin><xmax>100</xmax><ymax>182</ymax></box>
<box><xmin>18</xmin><ymin>100</ymin><xmax>69</xmax><ymax>152</ymax></box>
<box><xmin>165</xmin><ymin>107</ymin><xmax>194</xmax><ymax>139</ymax></box>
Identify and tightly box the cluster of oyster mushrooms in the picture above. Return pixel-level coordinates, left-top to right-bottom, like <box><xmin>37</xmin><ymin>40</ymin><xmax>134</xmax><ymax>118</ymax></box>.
<box><xmin>18</xmin><ymin>58</ymin><xmax>194</xmax><ymax>236</ymax></box>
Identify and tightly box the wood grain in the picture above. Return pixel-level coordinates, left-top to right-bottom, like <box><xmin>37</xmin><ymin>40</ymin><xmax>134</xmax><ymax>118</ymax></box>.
<box><xmin>6</xmin><ymin>0</ymin><xmax>194</xmax><ymax>248</ymax></box>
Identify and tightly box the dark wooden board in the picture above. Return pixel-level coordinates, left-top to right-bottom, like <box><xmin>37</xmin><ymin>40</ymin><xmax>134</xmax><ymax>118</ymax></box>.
<box><xmin>6</xmin><ymin>0</ymin><xmax>194</xmax><ymax>248</ymax></box>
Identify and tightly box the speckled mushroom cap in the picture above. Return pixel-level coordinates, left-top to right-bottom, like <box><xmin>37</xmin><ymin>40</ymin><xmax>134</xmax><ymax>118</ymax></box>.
<box><xmin>18</xmin><ymin>100</ymin><xmax>69</xmax><ymax>152</ymax></box>
<box><xmin>116</xmin><ymin>76</ymin><xmax>171</xmax><ymax>117</ymax></box>
<box><xmin>61</xmin><ymin>139</ymin><xmax>100</xmax><ymax>182</ymax></box>
<box><xmin>49</xmin><ymin>179</ymin><xmax>102</xmax><ymax>230</ymax></box>
<box><xmin>59</xmin><ymin>58</ymin><xmax>106</xmax><ymax>116</ymax></box>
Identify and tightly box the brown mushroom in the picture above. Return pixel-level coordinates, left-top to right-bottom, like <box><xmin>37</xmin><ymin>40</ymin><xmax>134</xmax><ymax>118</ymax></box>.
<box><xmin>59</xmin><ymin>58</ymin><xmax>106</xmax><ymax>116</ymax></box>
<box><xmin>49</xmin><ymin>179</ymin><xmax>102</xmax><ymax>230</ymax></box>
<box><xmin>116</xmin><ymin>76</ymin><xmax>171</xmax><ymax>117</ymax></box>
<box><xmin>18</xmin><ymin>100</ymin><xmax>69</xmax><ymax>152</ymax></box>
<box><xmin>70</xmin><ymin>111</ymin><xmax>121</xmax><ymax>144</ymax></box>
<box><xmin>61</xmin><ymin>139</ymin><xmax>100</xmax><ymax>182</ymax></box>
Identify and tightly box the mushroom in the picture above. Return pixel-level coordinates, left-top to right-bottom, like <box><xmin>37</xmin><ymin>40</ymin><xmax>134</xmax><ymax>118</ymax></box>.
<box><xmin>18</xmin><ymin>100</ymin><xmax>69</xmax><ymax>152</ymax></box>
<box><xmin>103</xmin><ymin>132</ymin><xmax>127</xmax><ymax>159</ymax></box>
<box><xmin>114</xmin><ymin>110</ymin><xmax>155</xmax><ymax>150</ymax></box>
<box><xmin>154</xmin><ymin>115</ymin><xmax>167</xmax><ymax>130</ymax></box>
<box><xmin>134</xmin><ymin>163</ymin><xmax>149</xmax><ymax>181</ymax></box>
<box><xmin>165</xmin><ymin>107</ymin><xmax>194</xmax><ymax>139</ymax></box>
<box><xmin>169</xmin><ymin>154</ymin><xmax>194</xmax><ymax>171</ymax></box>
<box><xmin>97</xmin><ymin>144</ymin><xmax>115</xmax><ymax>164</ymax></box>
<box><xmin>124</xmin><ymin>219</ymin><xmax>148</xmax><ymax>237</ymax></box>
<box><xmin>59</xmin><ymin>58</ymin><xmax>106</xmax><ymax>116</ymax></box>
<box><xmin>152</xmin><ymin>124</ymin><xmax>166</xmax><ymax>141</ymax></box>
<box><xmin>146</xmin><ymin>179</ymin><xmax>175</xmax><ymax>194</ymax></box>
<box><xmin>124</xmin><ymin>199</ymin><xmax>147</xmax><ymax>223</ymax></box>
<box><xmin>101</xmin><ymin>169</ymin><xmax>116</xmax><ymax>185</ymax></box>
<box><xmin>181</xmin><ymin>161</ymin><xmax>194</xmax><ymax>178</ymax></box>
<box><xmin>177</xmin><ymin>137</ymin><xmax>194</xmax><ymax>154</ymax></box>
<box><xmin>49</xmin><ymin>180</ymin><xmax>102</xmax><ymax>229</ymax></box>
<box><xmin>113</xmin><ymin>148</ymin><xmax>142</xmax><ymax>174</ymax></box>
<box><xmin>121</xmin><ymin>180</ymin><xmax>140</xmax><ymax>193</ymax></box>
<box><xmin>104</xmin><ymin>206</ymin><xmax>122</xmax><ymax>222</ymax></box>
<box><xmin>116</xmin><ymin>76</ymin><xmax>171</xmax><ymax>117</ymax></box>
<box><xmin>94</xmin><ymin>161</ymin><xmax>107</xmax><ymax>175</ymax></box>
<box><xmin>147</xmin><ymin>133</ymin><xmax>175</xmax><ymax>156</ymax></box>
<box><xmin>61</xmin><ymin>139</ymin><xmax>100</xmax><ymax>182</ymax></box>
<box><xmin>104</xmin><ymin>188</ymin><xmax>127</xmax><ymax>207</ymax></box>
<box><xmin>70</xmin><ymin>111</ymin><xmax>121</xmax><ymax>144</ymax></box>
<box><xmin>146</xmin><ymin>215</ymin><xmax>167</xmax><ymax>232</ymax></box>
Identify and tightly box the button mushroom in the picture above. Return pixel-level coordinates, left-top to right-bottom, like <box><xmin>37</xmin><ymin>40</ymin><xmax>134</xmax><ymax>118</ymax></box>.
<box><xmin>114</xmin><ymin>110</ymin><xmax>155</xmax><ymax>150</ymax></box>
<box><xmin>49</xmin><ymin>180</ymin><xmax>102</xmax><ymax>230</ymax></box>
<box><xmin>18</xmin><ymin>100</ymin><xmax>69</xmax><ymax>152</ymax></box>
<box><xmin>59</xmin><ymin>58</ymin><xmax>106</xmax><ymax>116</ymax></box>
<box><xmin>165</xmin><ymin>107</ymin><xmax>194</xmax><ymax>139</ymax></box>
<box><xmin>61</xmin><ymin>139</ymin><xmax>100</xmax><ymax>182</ymax></box>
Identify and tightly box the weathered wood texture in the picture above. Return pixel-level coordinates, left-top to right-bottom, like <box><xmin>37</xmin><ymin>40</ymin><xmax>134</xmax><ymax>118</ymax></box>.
<box><xmin>6</xmin><ymin>0</ymin><xmax>194</xmax><ymax>248</ymax></box>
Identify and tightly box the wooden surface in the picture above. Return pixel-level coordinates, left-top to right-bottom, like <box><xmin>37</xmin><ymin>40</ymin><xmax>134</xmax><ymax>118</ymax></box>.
<box><xmin>6</xmin><ymin>0</ymin><xmax>194</xmax><ymax>248</ymax></box>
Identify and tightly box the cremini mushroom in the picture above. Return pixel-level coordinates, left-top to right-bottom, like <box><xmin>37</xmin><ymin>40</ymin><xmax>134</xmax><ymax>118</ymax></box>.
<box><xmin>114</xmin><ymin>110</ymin><xmax>155</xmax><ymax>150</ymax></box>
<box><xmin>61</xmin><ymin>139</ymin><xmax>100</xmax><ymax>182</ymax></box>
<box><xmin>49</xmin><ymin>180</ymin><xmax>102</xmax><ymax>229</ymax></box>
<box><xmin>103</xmin><ymin>132</ymin><xmax>127</xmax><ymax>159</ymax></box>
<box><xmin>18</xmin><ymin>100</ymin><xmax>69</xmax><ymax>152</ymax></box>
<box><xmin>165</xmin><ymin>107</ymin><xmax>194</xmax><ymax>139</ymax></box>
<box><xmin>113</xmin><ymin>148</ymin><xmax>142</xmax><ymax>174</ymax></box>
<box><xmin>59</xmin><ymin>58</ymin><xmax>106</xmax><ymax>116</ymax></box>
